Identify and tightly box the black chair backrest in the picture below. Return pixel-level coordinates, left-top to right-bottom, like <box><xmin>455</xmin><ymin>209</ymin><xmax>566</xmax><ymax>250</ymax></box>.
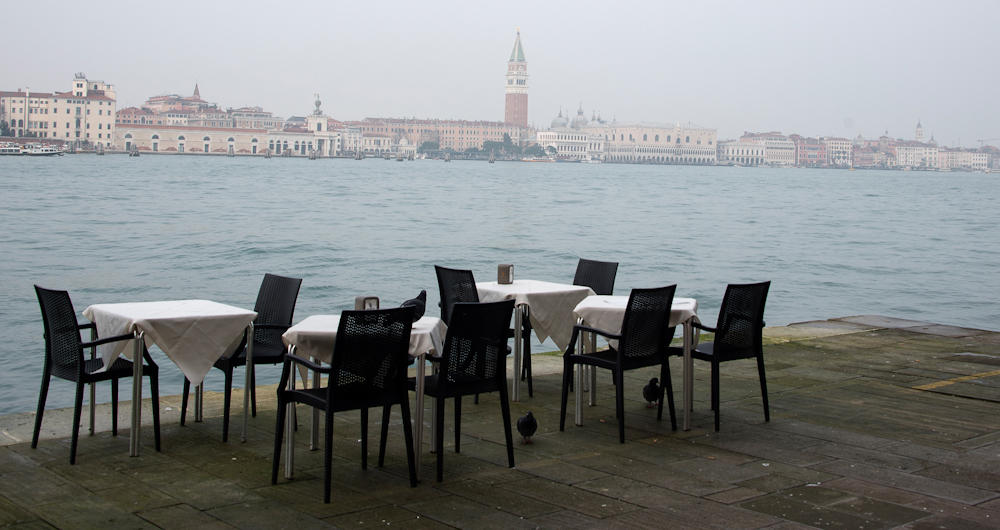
<box><xmin>34</xmin><ymin>285</ymin><xmax>84</xmax><ymax>379</ymax></box>
<box><xmin>439</xmin><ymin>300</ymin><xmax>516</xmax><ymax>388</ymax></box>
<box><xmin>618</xmin><ymin>285</ymin><xmax>676</xmax><ymax>359</ymax></box>
<box><xmin>573</xmin><ymin>259</ymin><xmax>619</xmax><ymax>296</ymax></box>
<box><xmin>327</xmin><ymin>306</ymin><xmax>414</xmax><ymax>402</ymax></box>
<box><xmin>713</xmin><ymin>282</ymin><xmax>770</xmax><ymax>361</ymax></box>
<box><xmin>252</xmin><ymin>273</ymin><xmax>302</xmax><ymax>347</ymax></box>
<box><xmin>435</xmin><ymin>266</ymin><xmax>480</xmax><ymax>326</ymax></box>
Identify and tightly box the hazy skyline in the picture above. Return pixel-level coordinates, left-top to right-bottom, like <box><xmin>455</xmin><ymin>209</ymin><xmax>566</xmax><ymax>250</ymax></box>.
<box><xmin>5</xmin><ymin>0</ymin><xmax>998</xmax><ymax>145</ymax></box>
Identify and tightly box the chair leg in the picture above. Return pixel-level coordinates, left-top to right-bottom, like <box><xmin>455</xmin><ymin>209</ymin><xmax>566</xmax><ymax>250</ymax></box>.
<box><xmin>70</xmin><ymin>382</ymin><xmax>85</xmax><ymax>464</ymax></box>
<box><xmin>31</xmin><ymin>372</ymin><xmax>51</xmax><ymax>449</ymax></box>
<box><xmin>436</xmin><ymin>393</ymin><xmax>445</xmax><ymax>482</ymax></box>
<box><xmin>474</xmin><ymin>394</ymin><xmax>478</xmax><ymax>405</ymax></box>
<box><xmin>523</xmin><ymin>334</ymin><xmax>533</xmax><ymax>397</ymax></box>
<box><xmin>378</xmin><ymin>405</ymin><xmax>391</xmax><ymax>467</ymax></box>
<box><xmin>111</xmin><ymin>378</ymin><xmax>119</xmax><ymax>436</ymax></box>
<box><xmin>757</xmin><ymin>354</ymin><xmax>770</xmax><ymax>422</ymax></box>
<box><xmin>271</xmin><ymin>394</ymin><xmax>286</xmax><ymax>485</ymax></box>
<box><xmin>324</xmin><ymin>409</ymin><xmax>334</xmax><ymax>503</ymax></box>
<box><xmin>498</xmin><ymin>380</ymin><xmax>515</xmax><ymax>468</ymax></box>
<box><xmin>559</xmin><ymin>358</ymin><xmax>572</xmax><ymax>432</ymax></box>
<box><xmin>614</xmin><ymin>369</ymin><xmax>626</xmax><ymax>443</ymax></box>
<box><xmin>399</xmin><ymin>396</ymin><xmax>417</xmax><ymax>487</ymax></box>
<box><xmin>149</xmin><ymin>372</ymin><xmax>161</xmax><ymax>452</ymax></box>
<box><xmin>361</xmin><ymin>408</ymin><xmax>369</xmax><ymax>470</ymax></box>
<box><xmin>659</xmin><ymin>361</ymin><xmax>677</xmax><ymax>431</ymax></box>
<box><xmin>712</xmin><ymin>362</ymin><xmax>720</xmax><ymax>432</ymax></box>
<box><xmin>250</xmin><ymin>364</ymin><xmax>257</xmax><ymax>418</ymax></box>
<box><xmin>454</xmin><ymin>396</ymin><xmax>461</xmax><ymax>454</ymax></box>
<box><xmin>180</xmin><ymin>377</ymin><xmax>190</xmax><ymax>426</ymax></box>
<box><xmin>222</xmin><ymin>367</ymin><xmax>233</xmax><ymax>442</ymax></box>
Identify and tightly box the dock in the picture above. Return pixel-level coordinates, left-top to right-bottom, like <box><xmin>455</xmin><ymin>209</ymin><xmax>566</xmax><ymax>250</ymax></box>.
<box><xmin>1</xmin><ymin>316</ymin><xmax>998</xmax><ymax>529</ymax></box>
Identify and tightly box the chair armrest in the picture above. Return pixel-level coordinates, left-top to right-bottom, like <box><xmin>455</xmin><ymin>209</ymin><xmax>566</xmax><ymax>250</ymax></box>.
<box><xmin>254</xmin><ymin>324</ymin><xmax>290</xmax><ymax>331</ymax></box>
<box><xmin>77</xmin><ymin>322</ymin><xmax>96</xmax><ymax>331</ymax></box>
<box><xmin>80</xmin><ymin>333</ymin><xmax>136</xmax><ymax>349</ymax></box>
<box><xmin>565</xmin><ymin>324</ymin><xmax>622</xmax><ymax>357</ymax></box>
<box><xmin>692</xmin><ymin>321</ymin><xmax>717</xmax><ymax>333</ymax></box>
<box><xmin>285</xmin><ymin>353</ymin><xmax>331</xmax><ymax>373</ymax></box>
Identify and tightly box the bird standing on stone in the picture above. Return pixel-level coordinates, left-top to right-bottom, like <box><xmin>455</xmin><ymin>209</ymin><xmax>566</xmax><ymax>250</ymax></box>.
<box><xmin>517</xmin><ymin>411</ymin><xmax>537</xmax><ymax>444</ymax></box>
<box><xmin>642</xmin><ymin>378</ymin><xmax>660</xmax><ymax>408</ymax></box>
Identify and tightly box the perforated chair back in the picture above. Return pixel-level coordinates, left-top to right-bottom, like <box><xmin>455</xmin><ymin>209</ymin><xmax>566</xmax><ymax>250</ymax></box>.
<box><xmin>435</xmin><ymin>266</ymin><xmax>480</xmax><ymax>326</ymax></box>
<box><xmin>573</xmin><ymin>259</ymin><xmax>619</xmax><ymax>296</ymax></box>
<box><xmin>34</xmin><ymin>286</ymin><xmax>85</xmax><ymax>380</ymax></box>
<box><xmin>327</xmin><ymin>307</ymin><xmax>414</xmax><ymax>404</ymax></box>
<box><xmin>713</xmin><ymin>282</ymin><xmax>770</xmax><ymax>361</ymax></box>
<box><xmin>251</xmin><ymin>273</ymin><xmax>302</xmax><ymax>353</ymax></box>
<box><xmin>618</xmin><ymin>285</ymin><xmax>676</xmax><ymax>360</ymax></box>
<box><xmin>439</xmin><ymin>300</ymin><xmax>515</xmax><ymax>390</ymax></box>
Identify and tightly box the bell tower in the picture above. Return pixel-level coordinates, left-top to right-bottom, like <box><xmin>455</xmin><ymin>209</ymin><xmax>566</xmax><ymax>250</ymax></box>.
<box><xmin>505</xmin><ymin>30</ymin><xmax>528</xmax><ymax>128</ymax></box>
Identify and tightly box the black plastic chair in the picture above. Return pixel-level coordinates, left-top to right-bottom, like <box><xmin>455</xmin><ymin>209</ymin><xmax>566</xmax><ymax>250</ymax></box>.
<box><xmin>406</xmin><ymin>300</ymin><xmax>516</xmax><ymax>482</ymax></box>
<box><xmin>271</xmin><ymin>306</ymin><xmax>418</xmax><ymax>503</ymax></box>
<box><xmin>435</xmin><ymin>265</ymin><xmax>532</xmax><ymax>397</ymax></box>
<box><xmin>32</xmin><ymin>286</ymin><xmax>161</xmax><ymax>464</ymax></box>
<box><xmin>573</xmin><ymin>258</ymin><xmax>619</xmax><ymax>296</ymax></box>
<box><xmin>559</xmin><ymin>286</ymin><xmax>678</xmax><ymax>443</ymax></box>
<box><xmin>181</xmin><ymin>273</ymin><xmax>301</xmax><ymax>441</ymax></box>
<box><xmin>692</xmin><ymin>281</ymin><xmax>771</xmax><ymax>432</ymax></box>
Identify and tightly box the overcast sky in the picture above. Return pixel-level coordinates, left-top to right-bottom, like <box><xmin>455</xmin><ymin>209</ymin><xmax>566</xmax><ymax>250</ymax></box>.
<box><xmin>5</xmin><ymin>0</ymin><xmax>998</xmax><ymax>145</ymax></box>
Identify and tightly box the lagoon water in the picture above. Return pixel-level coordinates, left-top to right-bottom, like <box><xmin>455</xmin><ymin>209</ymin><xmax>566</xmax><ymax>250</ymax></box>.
<box><xmin>1</xmin><ymin>155</ymin><xmax>997</xmax><ymax>414</ymax></box>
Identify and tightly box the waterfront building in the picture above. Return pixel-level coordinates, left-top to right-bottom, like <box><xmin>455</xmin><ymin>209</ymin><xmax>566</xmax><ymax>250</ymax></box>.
<box><xmin>717</xmin><ymin>141</ymin><xmax>765</xmax><ymax>166</ymax></box>
<box><xmin>938</xmin><ymin>147</ymin><xmax>989</xmax><ymax>171</ymax></box>
<box><xmin>1</xmin><ymin>73</ymin><xmax>116</xmax><ymax>147</ymax></box>
<box><xmin>533</xmin><ymin>107</ymin><xmax>605</xmax><ymax>161</ymax></box>
<box><xmin>790</xmin><ymin>135</ymin><xmax>827</xmax><ymax>167</ymax></box>
<box><xmin>114</xmin><ymin>125</ymin><xmax>267</xmax><ymax>154</ymax></box>
<box><xmin>895</xmin><ymin>141</ymin><xmax>939</xmax><ymax>169</ymax></box>
<box><xmin>350</xmin><ymin>117</ymin><xmax>527</xmax><ymax>152</ymax></box>
<box><xmin>820</xmin><ymin>137</ymin><xmax>853</xmax><ymax>167</ymax></box>
<box><xmin>740</xmin><ymin>132</ymin><xmax>795</xmax><ymax>166</ymax></box>
<box><xmin>852</xmin><ymin>146</ymin><xmax>876</xmax><ymax>168</ymax></box>
<box><xmin>505</xmin><ymin>31</ymin><xmax>529</xmax><ymax>128</ymax></box>
<box><xmin>603</xmin><ymin>122</ymin><xmax>717</xmax><ymax>164</ymax></box>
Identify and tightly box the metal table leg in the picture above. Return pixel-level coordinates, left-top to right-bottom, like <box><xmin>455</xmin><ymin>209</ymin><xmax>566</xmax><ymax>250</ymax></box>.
<box><xmin>589</xmin><ymin>332</ymin><xmax>597</xmax><ymax>406</ymax></box>
<box><xmin>89</xmin><ymin>328</ymin><xmax>96</xmax><ymax>436</ymax></box>
<box><xmin>310</xmin><ymin>361</ymin><xmax>320</xmax><ymax>451</ymax></box>
<box><xmin>284</xmin><ymin>346</ymin><xmax>297</xmax><ymax>479</ymax></box>
<box><xmin>195</xmin><ymin>383</ymin><xmax>203</xmax><ymax>422</ymax></box>
<box><xmin>241</xmin><ymin>323</ymin><xmax>254</xmax><ymax>443</ymax></box>
<box><xmin>414</xmin><ymin>353</ymin><xmax>426</xmax><ymax>481</ymax></box>
<box><xmin>130</xmin><ymin>329</ymin><xmax>144</xmax><ymax>456</ymax></box>
<box><xmin>682</xmin><ymin>316</ymin><xmax>695</xmax><ymax>431</ymax></box>
<box><xmin>575</xmin><ymin>321</ymin><xmax>584</xmax><ymax>426</ymax></box>
<box><xmin>512</xmin><ymin>304</ymin><xmax>523</xmax><ymax>401</ymax></box>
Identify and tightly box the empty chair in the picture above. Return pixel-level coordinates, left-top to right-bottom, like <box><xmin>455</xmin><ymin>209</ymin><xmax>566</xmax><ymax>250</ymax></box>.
<box><xmin>435</xmin><ymin>265</ymin><xmax>532</xmax><ymax>396</ymax></box>
<box><xmin>32</xmin><ymin>286</ymin><xmax>161</xmax><ymax>464</ymax></box>
<box><xmin>560</xmin><ymin>286</ymin><xmax>678</xmax><ymax>443</ymax></box>
<box><xmin>406</xmin><ymin>300</ymin><xmax>516</xmax><ymax>482</ymax></box>
<box><xmin>573</xmin><ymin>258</ymin><xmax>619</xmax><ymax>295</ymax></box>
<box><xmin>181</xmin><ymin>273</ymin><xmax>301</xmax><ymax>441</ymax></box>
<box><xmin>692</xmin><ymin>281</ymin><xmax>771</xmax><ymax>431</ymax></box>
<box><xmin>271</xmin><ymin>306</ymin><xmax>418</xmax><ymax>503</ymax></box>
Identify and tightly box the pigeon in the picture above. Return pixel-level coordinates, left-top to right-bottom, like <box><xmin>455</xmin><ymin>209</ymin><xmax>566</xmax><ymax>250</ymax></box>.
<box><xmin>399</xmin><ymin>290</ymin><xmax>427</xmax><ymax>322</ymax></box>
<box><xmin>642</xmin><ymin>378</ymin><xmax>660</xmax><ymax>408</ymax></box>
<box><xmin>517</xmin><ymin>411</ymin><xmax>538</xmax><ymax>444</ymax></box>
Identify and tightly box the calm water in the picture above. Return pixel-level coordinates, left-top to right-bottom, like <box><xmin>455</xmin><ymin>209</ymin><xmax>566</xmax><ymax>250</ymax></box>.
<box><xmin>2</xmin><ymin>155</ymin><xmax>997</xmax><ymax>414</ymax></box>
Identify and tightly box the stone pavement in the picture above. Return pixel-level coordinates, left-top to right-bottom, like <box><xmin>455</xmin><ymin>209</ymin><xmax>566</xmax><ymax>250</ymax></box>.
<box><xmin>2</xmin><ymin>315</ymin><xmax>1000</xmax><ymax>529</ymax></box>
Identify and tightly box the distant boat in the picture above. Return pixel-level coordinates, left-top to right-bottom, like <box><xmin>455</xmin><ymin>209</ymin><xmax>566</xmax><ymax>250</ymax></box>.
<box><xmin>444</xmin><ymin>153</ymin><xmax>451</xmax><ymax>162</ymax></box>
<box><xmin>520</xmin><ymin>157</ymin><xmax>554</xmax><ymax>162</ymax></box>
<box><xmin>23</xmin><ymin>145</ymin><xmax>63</xmax><ymax>156</ymax></box>
<box><xmin>489</xmin><ymin>153</ymin><xmax>496</xmax><ymax>163</ymax></box>
<box><xmin>0</xmin><ymin>145</ymin><xmax>22</xmax><ymax>155</ymax></box>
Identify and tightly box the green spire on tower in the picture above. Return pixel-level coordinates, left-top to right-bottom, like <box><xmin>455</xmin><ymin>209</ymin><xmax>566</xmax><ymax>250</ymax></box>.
<box><xmin>510</xmin><ymin>30</ymin><xmax>526</xmax><ymax>62</ymax></box>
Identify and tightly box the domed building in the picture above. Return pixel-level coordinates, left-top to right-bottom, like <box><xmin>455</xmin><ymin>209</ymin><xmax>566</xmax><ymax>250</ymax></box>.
<box><xmin>570</xmin><ymin>106</ymin><xmax>588</xmax><ymax>129</ymax></box>
<box><xmin>550</xmin><ymin>107</ymin><xmax>569</xmax><ymax>129</ymax></box>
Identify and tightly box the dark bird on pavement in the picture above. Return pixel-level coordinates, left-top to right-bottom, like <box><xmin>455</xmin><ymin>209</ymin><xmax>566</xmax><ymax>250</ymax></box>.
<box><xmin>517</xmin><ymin>411</ymin><xmax>538</xmax><ymax>444</ymax></box>
<box><xmin>400</xmin><ymin>290</ymin><xmax>427</xmax><ymax>322</ymax></box>
<box><xmin>642</xmin><ymin>378</ymin><xmax>660</xmax><ymax>408</ymax></box>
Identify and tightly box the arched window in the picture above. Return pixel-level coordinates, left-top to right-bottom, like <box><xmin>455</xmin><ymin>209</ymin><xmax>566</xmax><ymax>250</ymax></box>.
<box><xmin>151</xmin><ymin>134</ymin><xmax>159</xmax><ymax>140</ymax></box>
<box><xmin>676</xmin><ymin>138</ymin><xmax>681</xmax><ymax>144</ymax></box>
<box><xmin>655</xmin><ymin>135</ymin><xmax>659</xmax><ymax>141</ymax></box>
<box><xmin>227</xmin><ymin>137</ymin><xmax>235</xmax><ymax>142</ymax></box>
<box><xmin>643</xmin><ymin>134</ymin><xmax>647</xmax><ymax>141</ymax></box>
<box><xmin>629</xmin><ymin>134</ymin><xmax>633</xmax><ymax>141</ymax></box>
<box><xmin>203</xmin><ymin>136</ymin><xmax>211</xmax><ymax>141</ymax></box>
<box><xmin>124</xmin><ymin>133</ymin><xmax>133</xmax><ymax>139</ymax></box>
<box><xmin>251</xmin><ymin>138</ymin><xmax>258</xmax><ymax>143</ymax></box>
<box><xmin>686</xmin><ymin>136</ymin><xmax>690</xmax><ymax>143</ymax></box>
<box><xmin>177</xmin><ymin>135</ymin><xmax>185</xmax><ymax>140</ymax></box>
<box><xmin>667</xmin><ymin>135</ymin><xmax>671</xmax><ymax>142</ymax></box>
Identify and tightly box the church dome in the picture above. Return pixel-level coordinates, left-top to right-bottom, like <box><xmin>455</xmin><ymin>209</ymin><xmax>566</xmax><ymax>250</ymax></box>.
<box><xmin>551</xmin><ymin>108</ymin><xmax>569</xmax><ymax>129</ymax></box>
<box><xmin>570</xmin><ymin>107</ymin><xmax>588</xmax><ymax>129</ymax></box>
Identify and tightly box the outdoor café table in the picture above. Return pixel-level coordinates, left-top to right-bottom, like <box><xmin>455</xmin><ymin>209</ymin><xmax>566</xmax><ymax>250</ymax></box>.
<box><xmin>572</xmin><ymin>295</ymin><xmax>699</xmax><ymax>430</ymax></box>
<box><xmin>82</xmin><ymin>300</ymin><xmax>258</xmax><ymax>455</ymax></box>
<box><xmin>280</xmin><ymin>314</ymin><xmax>447</xmax><ymax>481</ymax></box>
<box><xmin>477</xmin><ymin>280</ymin><xmax>596</xmax><ymax>401</ymax></box>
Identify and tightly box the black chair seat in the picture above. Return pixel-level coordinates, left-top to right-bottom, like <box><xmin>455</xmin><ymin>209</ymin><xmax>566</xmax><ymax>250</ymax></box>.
<box><xmin>408</xmin><ymin>373</ymin><xmax>505</xmax><ymax>399</ymax></box>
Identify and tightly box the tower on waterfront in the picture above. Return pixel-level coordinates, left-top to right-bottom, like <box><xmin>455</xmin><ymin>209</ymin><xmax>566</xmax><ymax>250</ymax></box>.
<box><xmin>505</xmin><ymin>30</ymin><xmax>528</xmax><ymax>127</ymax></box>
<box><xmin>915</xmin><ymin>120</ymin><xmax>924</xmax><ymax>142</ymax></box>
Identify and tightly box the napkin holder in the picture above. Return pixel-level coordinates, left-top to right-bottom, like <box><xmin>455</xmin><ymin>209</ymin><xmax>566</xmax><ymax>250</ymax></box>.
<box><xmin>498</xmin><ymin>264</ymin><xmax>513</xmax><ymax>284</ymax></box>
<box><xmin>355</xmin><ymin>296</ymin><xmax>380</xmax><ymax>310</ymax></box>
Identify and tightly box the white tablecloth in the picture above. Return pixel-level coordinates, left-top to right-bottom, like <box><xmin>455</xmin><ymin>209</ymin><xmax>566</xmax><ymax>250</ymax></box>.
<box><xmin>82</xmin><ymin>300</ymin><xmax>258</xmax><ymax>386</ymax></box>
<box><xmin>477</xmin><ymin>280</ymin><xmax>595</xmax><ymax>350</ymax></box>
<box><xmin>282</xmin><ymin>315</ymin><xmax>447</xmax><ymax>362</ymax></box>
<box><xmin>573</xmin><ymin>295</ymin><xmax>698</xmax><ymax>349</ymax></box>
